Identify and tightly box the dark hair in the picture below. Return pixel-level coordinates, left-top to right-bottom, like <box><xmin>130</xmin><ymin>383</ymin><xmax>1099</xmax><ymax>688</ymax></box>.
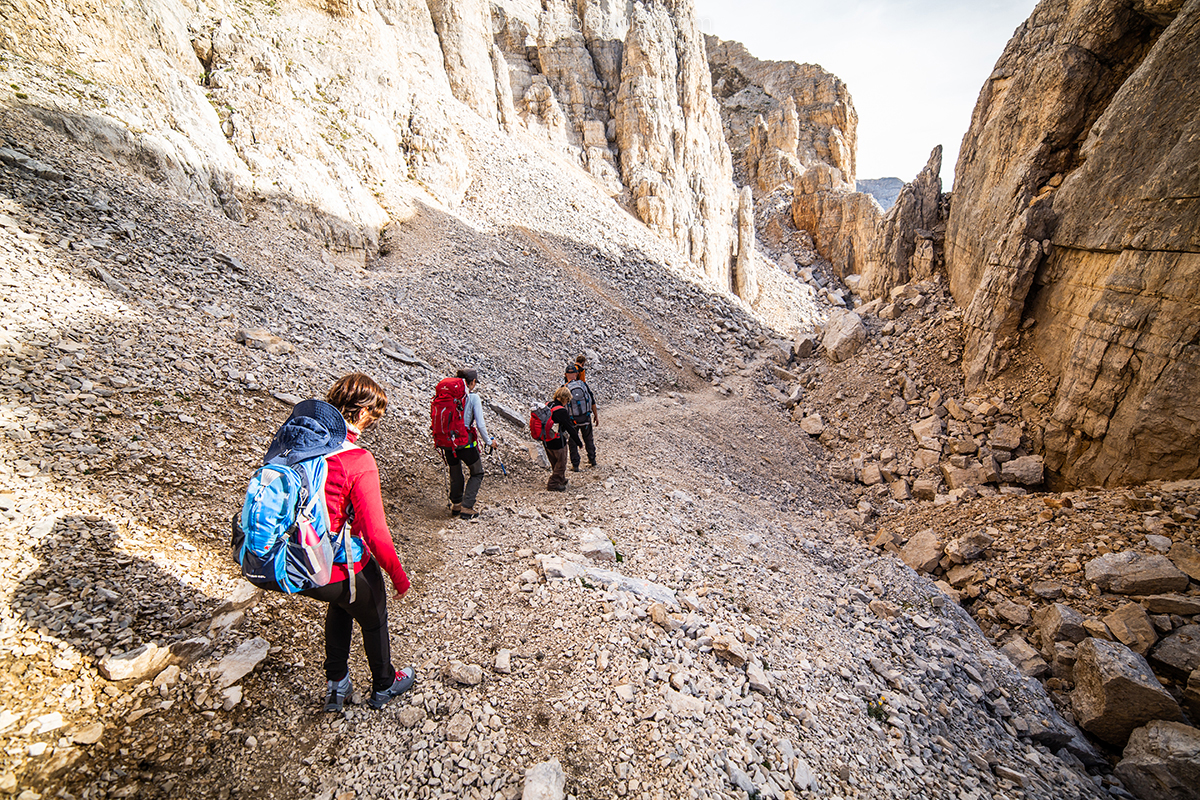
<box><xmin>326</xmin><ymin>373</ymin><xmax>388</xmax><ymax>425</ymax></box>
<box><xmin>575</xmin><ymin>354</ymin><xmax>587</xmax><ymax>366</ymax></box>
<box><xmin>456</xmin><ymin>368</ymin><xmax>478</xmax><ymax>384</ymax></box>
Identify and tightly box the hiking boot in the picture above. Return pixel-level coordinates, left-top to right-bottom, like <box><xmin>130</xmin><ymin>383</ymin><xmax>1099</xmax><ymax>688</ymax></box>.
<box><xmin>368</xmin><ymin>666</ymin><xmax>416</xmax><ymax>709</ymax></box>
<box><xmin>571</xmin><ymin>464</ymin><xmax>580</xmax><ymax>472</ymax></box>
<box><xmin>459</xmin><ymin>507</ymin><xmax>479</xmax><ymax>520</ymax></box>
<box><xmin>449</xmin><ymin>503</ymin><xmax>462</xmax><ymax>517</ymax></box>
<box><xmin>588</xmin><ymin>458</ymin><xmax>597</xmax><ymax>467</ymax></box>
<box><xmin>323</xmin><ymin>675</ymin><xmax>352</xmax><ymax>712</ymax></box>
<box><xmin>547</xmin><ymin>484</ymin><xmax>567</xmax><ymax>492</ymax></box>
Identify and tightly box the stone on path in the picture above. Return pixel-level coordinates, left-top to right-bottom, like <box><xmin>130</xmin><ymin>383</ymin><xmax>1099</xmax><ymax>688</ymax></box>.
<box><xmin>1115</xmin><ymin>721</ymin><xmax>1200</xmax><ymax>800</ymax></box>
<box><xmin>712</xmin><ymin>635</ymin><xmax>748</xmax><ymax>668</ymax></box>
<box><xmin>99</xmin><ymin>643</ymin><xmax>172</xmax><ymax>683</ymax></box>
<box><xmin>210</xmin><ymin>637</ymin><xmax>270</xmax><ymax>689</ymax></box>
<box><xmin>522</xmin><ymin>759</ymin><xmax>565</xmax><ymax>800</ymax></box>
<box><xmin>1071</xmin><ymin>637</ymin><xmax>1184</xmax><ymax>746</ymax></box>
<box><xmin>444</xmin><ymin>661</ymin><xmax>483</xmax><ymax>686</ymax></box>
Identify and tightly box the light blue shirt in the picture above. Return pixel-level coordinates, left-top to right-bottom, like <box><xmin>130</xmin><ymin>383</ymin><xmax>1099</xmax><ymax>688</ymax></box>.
<box><xmin>463</xmin><ymin>392</ymin><xmax>492</xmax><ymax>446</ymax></box>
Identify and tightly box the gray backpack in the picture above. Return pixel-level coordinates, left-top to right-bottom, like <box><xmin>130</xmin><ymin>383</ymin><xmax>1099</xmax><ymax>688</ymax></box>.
<box><xmin>565</xmin><ymin>380</ymin><xmax>592</xmax><ymax>420</ymax></box>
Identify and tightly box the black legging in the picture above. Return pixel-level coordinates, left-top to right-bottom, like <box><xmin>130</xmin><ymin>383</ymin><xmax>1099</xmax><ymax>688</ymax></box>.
<box><xmin>301</xmin><ymin>559</ymin><xmax>396</xmax><ymax>692</ymax></box>
<box><xmin>441</xmin><ymin>444</ymin><xmax>484</xmax><ymax>508</ymax></box>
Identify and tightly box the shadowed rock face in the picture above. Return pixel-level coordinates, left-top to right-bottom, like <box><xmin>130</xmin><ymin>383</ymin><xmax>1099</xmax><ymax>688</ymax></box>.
<box><xmin>945</xmin><ymin>0</ymin><xmax>1199</xmax><ymax>487</ymax></box>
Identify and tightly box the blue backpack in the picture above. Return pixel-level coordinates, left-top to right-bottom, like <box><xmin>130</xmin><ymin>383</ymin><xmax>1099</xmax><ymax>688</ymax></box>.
<box><xmin>230</xmin><ymin>399</ymin><xmax>358</xmax><ymax>599</ymax></box>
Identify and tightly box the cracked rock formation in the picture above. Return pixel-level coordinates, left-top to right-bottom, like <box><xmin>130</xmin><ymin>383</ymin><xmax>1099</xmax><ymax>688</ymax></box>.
<box><xmin>945</xmin><ymin>0</ymin><xmax>1200</xmax><ymax>487</ymax></box>
<box><xmin>857</xmin><ymin>146</ymin><xmax>948</xmax><ymax>302</ymax></box>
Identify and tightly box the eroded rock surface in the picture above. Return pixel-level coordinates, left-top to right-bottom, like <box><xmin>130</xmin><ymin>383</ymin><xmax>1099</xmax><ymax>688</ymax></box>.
<box><xmin>945</xmin><ymin>0</ymin><xmax>1200</xmax><ymax>488</ymax></box>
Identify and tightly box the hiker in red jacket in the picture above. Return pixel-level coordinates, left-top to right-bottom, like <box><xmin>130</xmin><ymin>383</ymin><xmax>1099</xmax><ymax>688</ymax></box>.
<box><xmin>301</xmin><ymin>373</ymin><xmax>415</xmax><ymax>712</ymax></box>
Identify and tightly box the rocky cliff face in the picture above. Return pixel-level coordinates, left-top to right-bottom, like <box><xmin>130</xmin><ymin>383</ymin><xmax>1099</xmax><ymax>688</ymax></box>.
<box><xmin>946</xmin><ymin>0</ymin><xmax>1200</xmax><ymax>487</ymax></box>
<box><xmin>857</xmin><ymin>146</ymin><xmax>948</xmax><ymax>302</ymax></box>
<box><xmin>0</xmin><ymin>0</ymin><xmax>740</xmax><ymax>284</ymax></box>
<box><xmin>705</xmin><ymin>37</ymin><xmax>856</xmax><ymax>192</ymax></box>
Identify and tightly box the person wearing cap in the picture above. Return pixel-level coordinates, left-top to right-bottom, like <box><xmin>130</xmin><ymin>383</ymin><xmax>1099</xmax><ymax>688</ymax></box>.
<box><xmin>563</xmin><ymin>361</ymin><xmax>598</xmax><ymax>470</ymax></box>
<box><xmin>442</xmin><ymin>368</ymin><xmax>496</xmax><ymax>520</ymax></box>
<box><xmin>296</xmin><ymin>373</ymin><xmax>415</xmax><ymax>712</ymax></box>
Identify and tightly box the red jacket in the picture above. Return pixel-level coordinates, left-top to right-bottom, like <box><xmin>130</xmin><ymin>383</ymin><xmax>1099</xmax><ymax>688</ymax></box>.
<box><xmin>323</xmin><ymin>431</ymin><xmax>409</xmax><ymax>595</ymax></box>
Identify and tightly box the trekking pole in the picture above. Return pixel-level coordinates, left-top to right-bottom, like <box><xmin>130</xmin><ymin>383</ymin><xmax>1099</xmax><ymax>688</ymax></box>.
<box><xmin>489</xmin><ymin>442</ymin><xmax>508</xmax><ymax>477</ymax></box>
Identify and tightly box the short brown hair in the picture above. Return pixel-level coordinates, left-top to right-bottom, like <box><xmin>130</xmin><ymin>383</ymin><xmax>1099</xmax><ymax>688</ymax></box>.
<box><xmin>553</xmin><ymin>386</ymin><xmax>571</xmax><ymax>405</ymax></box>
<box><xmin>327</xmin><ymin>373</ymin><xmax>388</xmax><ymax>425</ymax></box>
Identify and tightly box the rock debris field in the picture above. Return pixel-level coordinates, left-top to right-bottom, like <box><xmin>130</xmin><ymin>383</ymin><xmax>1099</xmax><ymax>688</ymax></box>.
<box><xmin>0</xmin><ymin>102</ymin><xmax>1191</xmax><ymax>800</ymax></box>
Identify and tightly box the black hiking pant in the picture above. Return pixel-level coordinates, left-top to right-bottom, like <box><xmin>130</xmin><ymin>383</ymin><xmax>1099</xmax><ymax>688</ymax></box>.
<box><xmin>441</xmin><ymin>444</ymin><xmax>484</xmax><ymax>509</ymax></box>
<box><xmin>301</xmin><ymin>559</ymin><xmax>396</xmax><ymax>692</ymax></box>
<box><xmin>568</xmin><ymin>420</ymin><xmax>596</xmax><ymax>468</ymax></box>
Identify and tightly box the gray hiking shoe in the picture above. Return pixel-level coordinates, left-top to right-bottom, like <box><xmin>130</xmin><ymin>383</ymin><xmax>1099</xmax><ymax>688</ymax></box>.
<box><xmin>323</xmin><ymin>675</ymin><xmax>352</xmax><ymax>712</ymax></box>
<box><xmin>368</xmin><ymin>666</ymin><xmax>416</xmax><ymax>709</ymax></box>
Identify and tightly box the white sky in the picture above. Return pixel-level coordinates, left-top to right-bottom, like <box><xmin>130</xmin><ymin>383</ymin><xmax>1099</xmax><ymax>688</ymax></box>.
<box><xmin>694</xmin><ymin>0</ymin><xmax>1040</xmax><ymax>188</ymax></box>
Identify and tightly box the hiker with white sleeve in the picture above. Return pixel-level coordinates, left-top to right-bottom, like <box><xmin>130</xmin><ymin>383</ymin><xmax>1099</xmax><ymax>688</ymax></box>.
<box><xmin>430</xmin><ymin>368</ymin><xmax>496</xmax><ymax>520</ymax></box>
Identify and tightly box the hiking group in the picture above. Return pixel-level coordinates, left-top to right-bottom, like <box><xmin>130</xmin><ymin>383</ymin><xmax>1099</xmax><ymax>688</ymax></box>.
<box><xmin>230</xmin><ymin>358</ymin><xmax>600</xmax><ymax>711</ymax></box>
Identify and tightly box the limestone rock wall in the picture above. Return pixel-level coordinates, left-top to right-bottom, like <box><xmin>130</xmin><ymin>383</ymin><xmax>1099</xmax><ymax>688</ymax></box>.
<box><xmin>613</xmin><ymin>0</ymin><xmax>736</xmax><ymax>286</ymax></box>
<box><xmin>1</xmin><ymin>0</ymin><xmax>472</xmax><ymax>251</ymax></box>
<box><xmin>790</xmin><ymin>165</ymin><xmax>881</xmax><ymax>280</ymax></box>
<box><xmin>706</xmin><ymin>37</ymin><xmax>857</xmax><ymax>192</ymax></box>
<box><xmin>946</xmin><ymin>0</ymin><xmax>1200</xmax><ymax>487</ymax></box>
<box><xmin>858</xmin><ymin>146</ymin><xmax>947</xmax><ymax>302</ymax></box>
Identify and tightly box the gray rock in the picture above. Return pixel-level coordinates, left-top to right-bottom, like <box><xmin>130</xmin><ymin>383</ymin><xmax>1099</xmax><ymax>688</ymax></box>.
<box><xmin>1116</xmin><ymin>721</ymin><xmax>1200</xmax><ymax>800</ymax></box>
<box><xmin>98</xmin><ymin>643</ymin><xmax>171</xmax><ymax>683</ymax></box>
<box><xmin>522</xmin><ymin>758</ymin><xmax>565</xmax><ymax>800</ymax></box>
<box><xmin>210</xmin><ymin>637</ymin><xmax>270</xmax><ymax>689</ymax></box>
<box><xmin>712</xmin><ymin>635</ymin><xmax>748</xmax><ymax>668</ymax></box>
<box><xmin>444</xmin><ymin>661</ymin><xmax>483</xmax><ymax>686</ymax></box>
<box><xmin>822</xmin><ymin>309</ymin><xmax>866</xmax><ymax>362</ymax></box>
<box><xmin>1150</xmin><ymin>625</ymin><xmax>1200</xmax><ymax>682</ymax></box>
<box><xmin>1000</xmin><ymin>637</ymin><xmax>1049</xmax><ymax>677</ymax></box>
<box><xmin>1085</xmin><ymin>551</ymin><xmax>1190</xmax><ymax>595</ymax></box>
<box><xmin>1000</xmin><ymin>455</ymin><xmax>1044</xmax><ymax>485</ymax></box>
<box><xmin>1071</xmin><ymin>637</ymin><xmax>1184</xmax><ymax>746</ymax></box>
<box><xmin>945</xmin><ymin>529</ymin><xmax>994</xmax><ymax>563</ymax></box>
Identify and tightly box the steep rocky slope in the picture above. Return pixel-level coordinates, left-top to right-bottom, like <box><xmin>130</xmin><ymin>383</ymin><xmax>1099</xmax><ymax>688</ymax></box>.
<box><xmin>943</xmin><ymin>0</ymin><xmax>1200</xmax><ymax>488</ymax></box>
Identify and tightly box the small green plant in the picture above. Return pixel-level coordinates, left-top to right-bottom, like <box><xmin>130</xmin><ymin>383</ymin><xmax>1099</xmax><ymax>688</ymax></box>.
<box><xmin>614</xmin><ymin>548</ymin><xmax>624</xmax><ymax>563</ymax></box>
<box><xmin>866</xmin><ymin>695</ymin><xmax>888</xmax><ymax>722</ymax></box>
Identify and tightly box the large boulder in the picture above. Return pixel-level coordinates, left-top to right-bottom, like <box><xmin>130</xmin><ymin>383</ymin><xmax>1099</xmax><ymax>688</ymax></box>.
<box><xmin>1071</xmin><ymin>637</ymin><xmax>1184</xmax><ymax>747</ymax></box>
<box><xmin>900</xmin><ymin>529</ymin><xmax>943</xmax><ymax>573</ymax></box>
<box><xmin>1150</xmin><ymin>625</ymin><xmax>1200</xmax><ymax>682</ymax></box>
<box><xmin>1085</xmin><ymin>551</ymin><xmax>1190</xmax><ymax>595</ymax></box>
<box><xmin>822</xmin><ymin>308</ymin><xmax>866</xmax><ymax>363</ymax></box>
<box><xmin>945</xmin><ymin>0</ymin><xmax>1200</xmax><ymax>487</ymax></box>
<box><xmin>1116</xmin><ymin>721</ymin><xmax>1200</xmax><ymax>800</ymax></box>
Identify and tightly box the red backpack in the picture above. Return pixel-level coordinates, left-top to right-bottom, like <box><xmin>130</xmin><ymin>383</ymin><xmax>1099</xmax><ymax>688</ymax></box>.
<box><xmin>529</xmin><ymin>404</ymin><xmax>562</xmax><ymax>442</ymax></box>
<box><xmin>431</xmin><ymin>378</ymin><xmax>473</xmax><ymax>449</ymax></box>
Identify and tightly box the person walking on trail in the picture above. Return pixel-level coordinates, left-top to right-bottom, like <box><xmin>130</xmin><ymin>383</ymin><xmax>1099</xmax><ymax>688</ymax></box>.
<box><xmin>544</xmin><ymin>385</ymin><xmax>580</xmax><ymax>491</ymax></box>
<box><xmin>573</xmin><ymin>353</ymin><xmax>589</xmax><ymax>382</ymax></box>
<box><xmin>295</xmin><ymin>373</ymin><xmax>415</xmax><ymax>713</ymax></box>
<box><xmin>432</xmin><ymin>368</ymin><xmax>495</xmax><ymax>520</ymax></box>
<box><xmin>563</xmin><ymin>362</ymin><xmax>598</xmax><ymax>471</ymax></box>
